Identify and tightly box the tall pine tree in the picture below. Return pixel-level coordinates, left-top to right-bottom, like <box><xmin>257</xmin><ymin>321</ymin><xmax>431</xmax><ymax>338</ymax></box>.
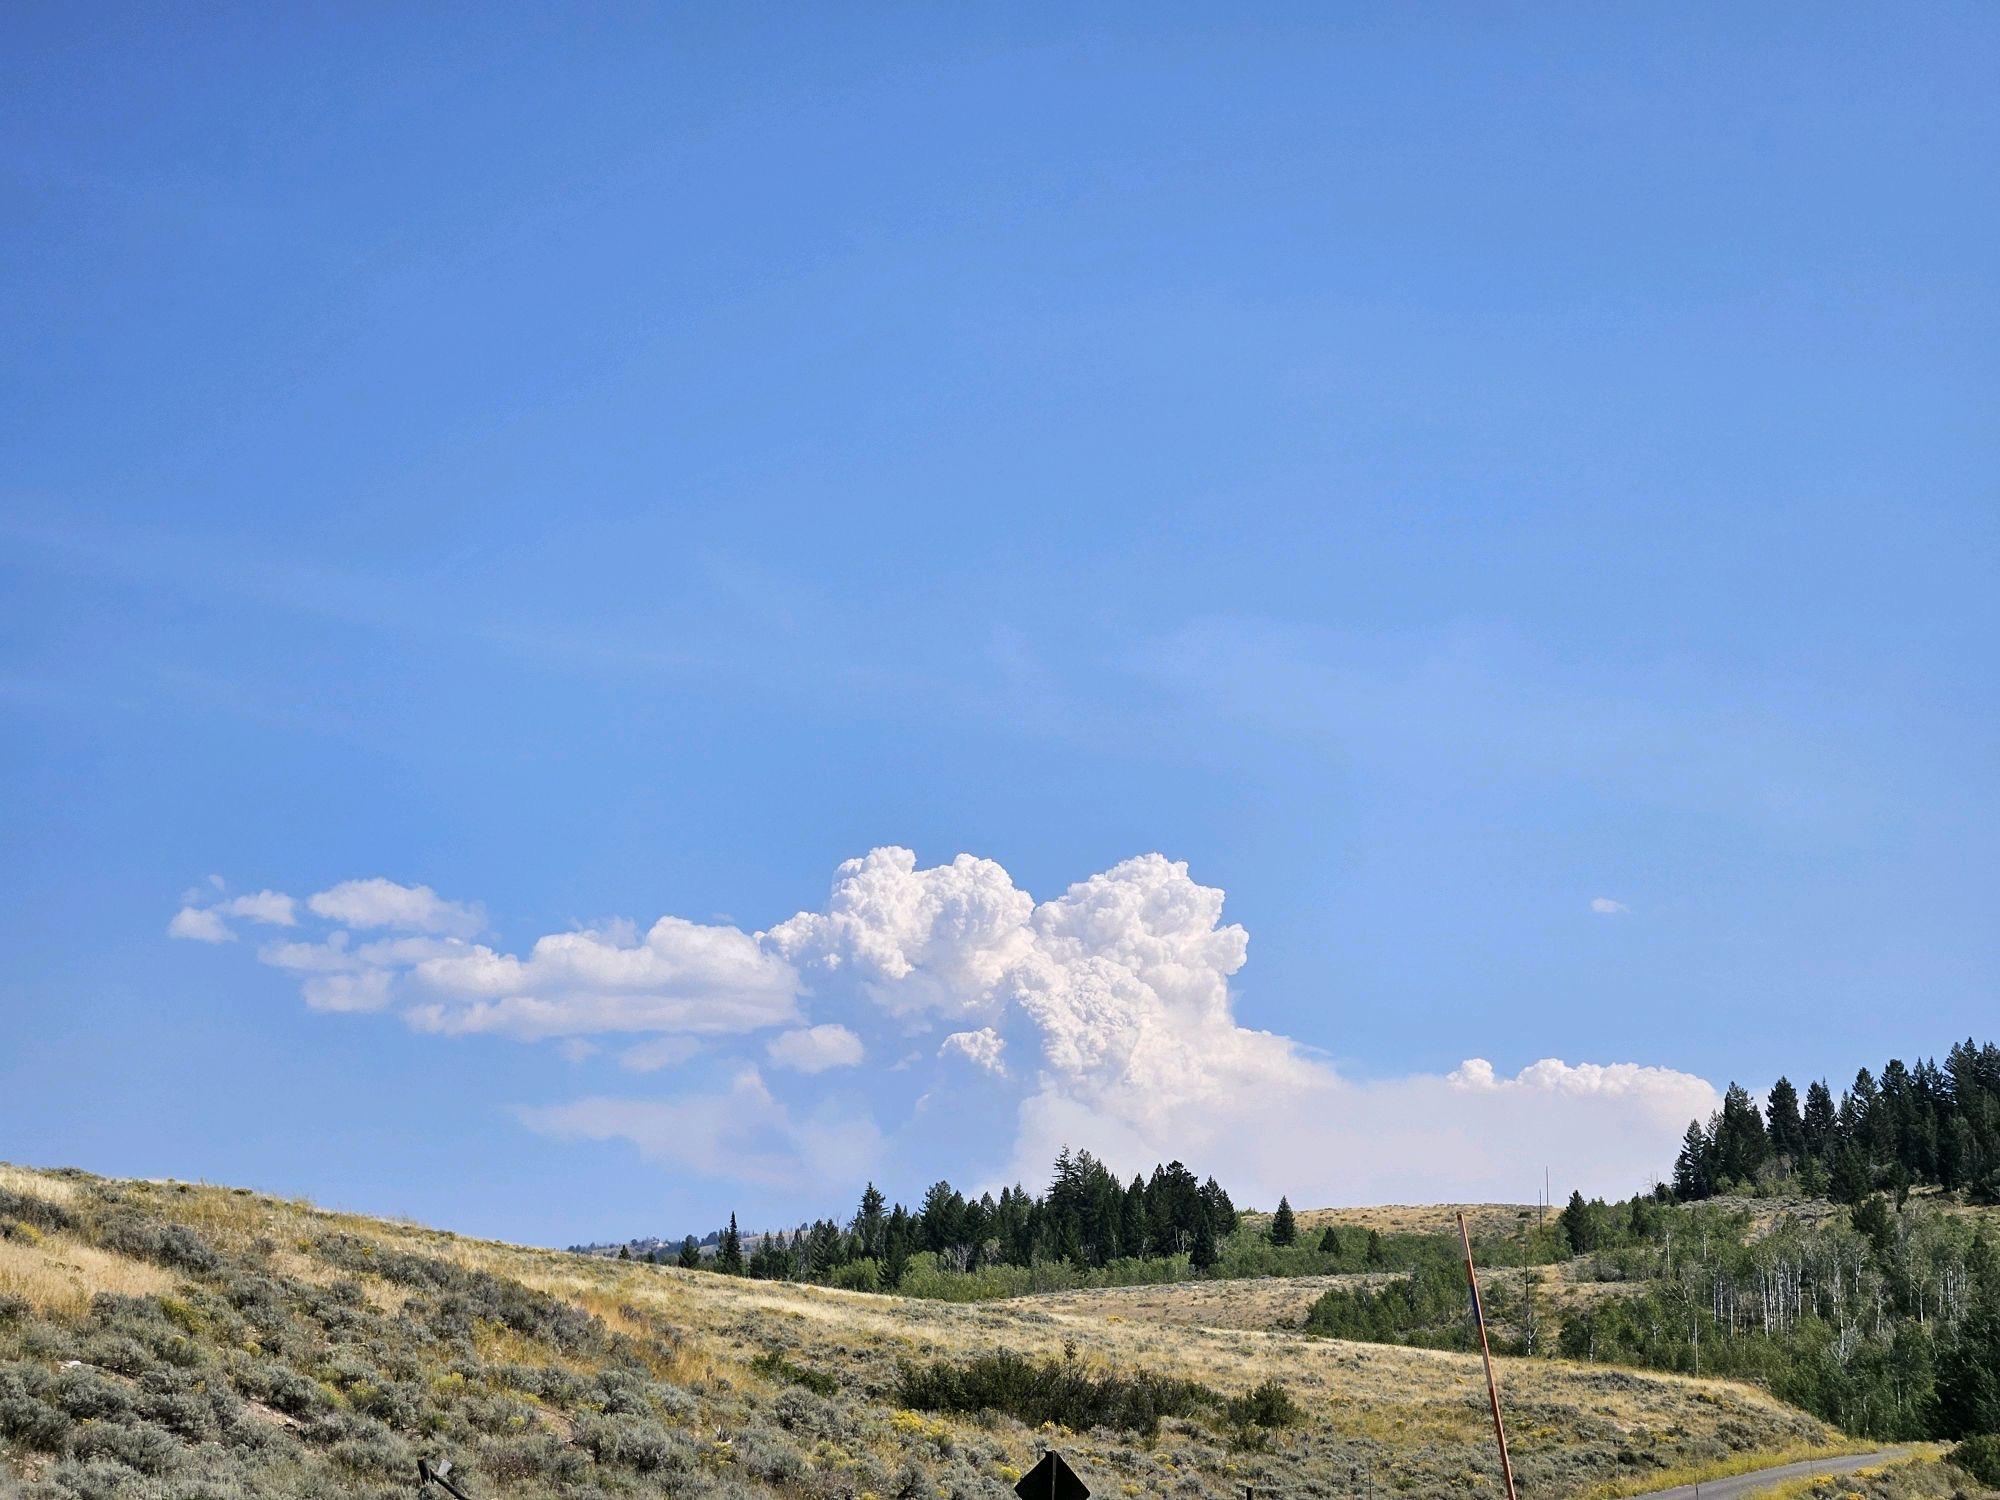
<box><xmin>1766</xmin><ymin>1076</ymin><xmax>1805</xmax><ymax>1162</ymax></box>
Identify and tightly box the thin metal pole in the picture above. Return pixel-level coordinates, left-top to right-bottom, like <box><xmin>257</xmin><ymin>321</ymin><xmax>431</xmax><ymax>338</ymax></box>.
<box><xmin>1459</xmin><ymin>1211</ymin><xmax>1519</xmax><ymax>1500</ymax></box>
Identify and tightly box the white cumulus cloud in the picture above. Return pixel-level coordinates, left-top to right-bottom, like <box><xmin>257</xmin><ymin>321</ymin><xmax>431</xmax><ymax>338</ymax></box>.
<box><xmin>768</xmin><ymin>847</ymin><xmax>1715</xmax><ymax>1202</ymax></box>
<box><xmin>167</xmin><ymin>906</ymin><xmax>234</xmax><ymax>943</ymax></box>
<box><xmin>940</xmin><ymin>1027</ymin><xmax>1007</xmax><ymax>1075</ymax></box>
<box><xmin>1590</xmin><ymin>897</ymin><xmax>1630</xmax><ymax>915</ymax></box>
<box><xmin>301</xmin><ymin>969</ymin><xmax>396</xmax><ymax>1013</ymax></box>
<box><xmin>768</xmin><ymin>848</ymin><xmax>1035</xmax><ymax>1016</ymax></box>
<box><xmin>307</xmin><ymin>878</ymin><xmax>485</xmax><ymax>938</ymax></box>
<box><xmin>766</xmin><ymin>1024</ymin><xmax>865</xmax><ymax>1074</ymax></box>
<box><xmin>218</xmin><ymin>890</ymin><xmax>297</xmax><ymax>926</ymax></box>
<box><xmin>178</xmin><ymin>849</ymin><xmax>1718</xmax><ymax>1202</ymax></box>
<box><xmin>405</xmin><ymin>916</ymin><xmax>798</xmax><ymax>1039</ymax></box>
<box><xmin>167</xmin><ymin>887</ymin><xmax>300</xmax><ymax>944</ymax></box>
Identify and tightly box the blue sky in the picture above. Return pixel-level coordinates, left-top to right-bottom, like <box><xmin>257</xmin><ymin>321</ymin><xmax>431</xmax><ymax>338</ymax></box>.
<box><xmin>3</xmin><ymin>5</ymin><xmax>1995</xmax><ymax>1246</ymax></box>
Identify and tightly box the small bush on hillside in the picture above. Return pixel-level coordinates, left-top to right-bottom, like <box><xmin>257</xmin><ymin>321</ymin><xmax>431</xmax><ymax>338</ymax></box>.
<box><xmin>753</xmin><ymin>1348</ymin><xmax>839</xmax><ymax>1395</ymax></box>
<box><xmin>828</xmin><ymin>1257</ymin><xmax>882</xmax><ymax>1292</ymax></box>
<box><xmin>0</xmin><ymin>1187</ymin><xmax>78</xmax><ymax>1235</ymax></box>
<box><xmin>65</xmin><ymin>1415</ymin><xmax>182</xmax><ymax>1475</ymax></box>
<box><xmin>0</xmin><ymin>1366</ymin><xmax>71</xmax><ymax>1449</ymax></box>
<box><xmin>895</xmin><ymin>1348</ymin><xmax>1214</xmax><ymax>1436</ymax></box>
<box><xmin>313</xmin><ymin>1232</ymin><xmax>606</xmax><ymax>1354</ymax></box>
<box><xmin>1948</xmin><ymin>1434</ymin><xmax>2000</xmax><ymax>1488</ymax></box>
<box><xmin>1224</xmin><ymin>1379</ymin><xmax>1305</xmax><ymax>1430</ymax></box>
<box><xmin>576</xmin><ymin>1413</ymin><xmax>689</xmax><ymax>1472</ymax></box>
<box><xmin>476</xmin><ymin>1431</ymin><xmax>589</xmax><ymax>1485</ymax></box>
<box><xmin>100</xmin><ymin>1216</ymin><xmax>222</xmax><ymax>1275</ymax></box>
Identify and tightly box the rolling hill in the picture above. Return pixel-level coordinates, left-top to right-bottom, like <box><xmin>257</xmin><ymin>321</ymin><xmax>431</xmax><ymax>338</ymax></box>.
<box><xmin>0</xmin><ymin>1162</ymin><xmax>1919</xmax><ymax>1500</ymax></box>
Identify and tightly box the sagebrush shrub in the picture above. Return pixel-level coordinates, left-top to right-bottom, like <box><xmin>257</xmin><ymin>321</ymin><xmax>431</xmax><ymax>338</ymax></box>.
<box><xmin>100</xmin><ymin>1216</ymin><xmax>223</xmax><ymax>1275</ymax></box>
<box><xmin>0</xmin><ymin>1186</ymin><xmax>79</xmax><ymax>1235</ymax></box>
<box><xmin>576</xmin><ymin>1413</ymin><xmax>687</xmax><ymax>1472</ymax></box>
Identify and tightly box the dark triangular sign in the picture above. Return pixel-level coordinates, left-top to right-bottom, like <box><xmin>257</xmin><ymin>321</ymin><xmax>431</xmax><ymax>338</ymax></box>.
<box><xmin>1016</xmin><ymin>1450</ymin><xmax>1089</xmax><ymax>1500</ymax></box>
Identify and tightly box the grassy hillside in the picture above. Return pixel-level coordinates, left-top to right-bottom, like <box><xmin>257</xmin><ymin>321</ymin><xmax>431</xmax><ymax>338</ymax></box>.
<box><xmin>0</xmin><ymin>1164</ymin><xmax>1861</xmax><ymax>1500</ymax></box>
<box><xmin>1296</xmin><ymin>1191</ymin><xmax>2000</xmax><ymax>1445</ymax></box>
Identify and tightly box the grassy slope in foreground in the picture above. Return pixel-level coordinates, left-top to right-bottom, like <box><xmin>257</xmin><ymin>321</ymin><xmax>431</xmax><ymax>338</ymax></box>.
<box><xmin>1</xmin><ymin>1165</ymin><xmax>1847</xmax><ymax>1500</ymax></box>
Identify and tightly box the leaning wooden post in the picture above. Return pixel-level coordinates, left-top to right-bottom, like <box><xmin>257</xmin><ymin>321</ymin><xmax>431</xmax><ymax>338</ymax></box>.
<box><xmin>1458</xmin><ymin>1211</ymin><xmax>1519</xmax><ymax>1500</ymax></box>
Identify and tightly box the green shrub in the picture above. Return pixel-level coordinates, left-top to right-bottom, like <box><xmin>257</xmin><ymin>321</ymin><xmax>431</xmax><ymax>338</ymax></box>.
<box><xmin>753</xmin><ymin>1348</ymin><xmax>839</xmax><ymax>1395</ymax></box>
<box><xmin>234</xmin><ymin>1357</ymin><xmax>329</xmax><ymax>1419</ymax></box>
<box><xmin>1948</xmin><ymin>1434</ymin><xmax>2000</xmax><ymax>1488</ymax></box>
<box><xmin>1302</xmin><ymin>1257</ymin><xmax>1476</xmax><ymax>1349</ymax></box>
<box><xmin>828</xmin><ymin>1257</ymin><xmax>882</xmax><ymax>1293</ymax></box>
<box><xmin>1224</xmin><ymin>1378</ymin><xmax>1304</xmax><ymax>1429</ymax></box>
<box><xmin>895</xmin><ymin>1348</ymin><xmax>1214</xmax><ymax>1436</ymax></box>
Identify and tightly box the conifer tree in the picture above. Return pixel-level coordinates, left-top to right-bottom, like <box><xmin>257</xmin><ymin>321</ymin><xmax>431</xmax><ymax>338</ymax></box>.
<box><xmin>718</xmin><ymin>1212</ymin><xmax>744</xmax><ymax>1275</ymax></box>
<box><xmin>1560</xmin><ymin>1189</ymin><xmax>1598</xmax><ymax>1254</ymax></box>
<box><xmin>854</xmin><ymin>1182</ymin><xmax>886</xmax><ymax>1260</ymax></box>
<box><xmin>1673</xmin><ymin>1120</ymin><xmax>1713</xmax><ymax>1200</ymax></box>
<box><xmin>1318</xmin><ymin>1225</ymin><xmax>1343</xmax><ymax>1256</ymax></box>
<box><xmin>1190</xmin><ymin>1207</ymin><xmax>1218</xmax><ymax>1271</ymax></box>
<box><xmin>1120</xmin><ymin>1175</ymin><xmax>1148</xmax><ymax>1259</ymax></box>
<box><xmin>1830</xmin><ymin>1143</ymin><xmax>1872</xmax><ymax>1205</ymax></box>
<box><xmin>1766</xmin><ymin>1076</ymin><xmax>1805</xmax><ymax>1163</ymax></box>
<box><xmin>1715</xmin><ymin>1083</ymin><xmax>1769</xmax><ymax>1185</ymax></box>
<box><xmin>883</xmin><ymin>1205</ymin><xmax>912</xmax><ymax>1287</ymax></box>
<box><xmin>677</xmin><ymin>1235</ymin><xmax>701</xmax><ymax>1269</ymax></box>
<box><xmin>1200</xmin><ymin>1176</ymin><xmax>1239</xmax><ymax>1237</ymax></box>
<box><xmin>1269</xmin><ymin>1195</ymin><xmax>1297</xmax><ymax>1246</ymax></box>
<box><xmin>1935</xmin><ymin>1296</ymin><xmax>2000</xmax><ymax>1437</ymax></box>
<box><xmin>1801</xmin><ymin>1079</ymin><xmax>1839</xmax><ymax>1161</ymax></box>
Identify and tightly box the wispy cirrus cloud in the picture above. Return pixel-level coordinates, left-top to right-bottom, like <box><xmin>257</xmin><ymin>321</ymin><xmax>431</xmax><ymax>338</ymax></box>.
<box><xmin>520</xmin><ymin>1067</ymin><xmax>883</xmax><ymax>1189</ymax></box>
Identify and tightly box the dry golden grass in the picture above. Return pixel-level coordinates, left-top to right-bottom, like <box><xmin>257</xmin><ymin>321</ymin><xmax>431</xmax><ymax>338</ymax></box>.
<box><xmin>1579</xmin><ymin>1441</ymin><xmax>1880</xmax><ymax>1500</ymax></box>
<box><xmin>1022</xmin><ymin>1271</ymin><xmax>1395</xmax><ymax>1329</ymax></box>
<box><xmin>0</xmin><ymin>1229</ymin><xmax>177</xmax><ymax>1318</ymax></box>
<box><xmin>0</xmin><ymin>1166</ymin><xmax>81</xmax><ymax>1208</ymax></box>
<box><xmin>1023</xmin><ymin>1257</ymin><xmax>1624</xmax><ymax>1338</ymax></box>
<box><xmin>462</xmin><ymin>1236</ymin><xmax>1843</xmax><ymax>1493</ymax></box>
<box><xmin>0</xmin><ymin>1163</ymin><xmax>1855</xmax><ymax>1499</ymax></box>
<box><xmin>1243</xmin><ymin>1201</ymin><xmax>1540</xmax><ymax>1237</ymax></box>
<box><xmin>1708</xmin><ymin>1188</ymin><xmax>2000</xmax><ymax>1244</ymax></box>
<box><xmin>1749</xmin><ymin>1447</ymin><xmax>1954</xmax><ymax>1500</ymax></box>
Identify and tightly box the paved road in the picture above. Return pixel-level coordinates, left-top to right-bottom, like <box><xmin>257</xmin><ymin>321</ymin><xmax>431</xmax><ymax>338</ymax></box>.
<box><xmin>1627</xmin><ymin>1450</ymin><xmax>1911</xmax><ymax>1500</ymax></box>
